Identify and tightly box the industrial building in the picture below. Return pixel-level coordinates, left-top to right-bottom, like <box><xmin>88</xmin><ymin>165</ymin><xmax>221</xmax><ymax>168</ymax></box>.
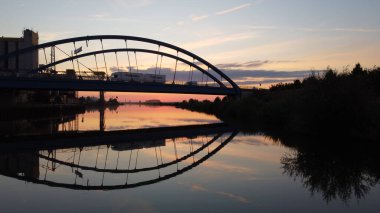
<box><xmin>0</xmin><ymin>29</ymin><xmax>39</xmax><ymax>73</ymax></box>
<box><xmin>0</xmin><ymin>29</ymin><xmax>78</xmax><ymax>105</ymax></box>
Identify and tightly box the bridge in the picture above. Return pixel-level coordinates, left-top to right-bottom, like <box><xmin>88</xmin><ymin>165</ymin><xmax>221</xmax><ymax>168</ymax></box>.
<box><xmin>0</xmin><ymin>35</ymin><xmax>241</xmax><ymax>96</ymax></box>
<box><xmin>0</xmin><ymin>123</ymin><xmax>238</xmax><ymax>190</ymax></box>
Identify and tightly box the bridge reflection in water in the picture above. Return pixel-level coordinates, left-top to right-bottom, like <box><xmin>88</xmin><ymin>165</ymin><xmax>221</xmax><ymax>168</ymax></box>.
<box><xmin>0</xmin><ymin>123</ymin><xmax>238</xmax><ymax>190</ymax></box>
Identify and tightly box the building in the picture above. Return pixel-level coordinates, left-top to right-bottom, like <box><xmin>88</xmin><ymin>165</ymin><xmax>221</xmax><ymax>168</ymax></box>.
<box><xmin>0</xmin><ymin>29</ymin><xmax>39</xmax><ymax>73</ymax></box>
<box><xmin>0</xmin><ymin>29</ymin><xmax>78</xmax><ymax>105</ymax></box>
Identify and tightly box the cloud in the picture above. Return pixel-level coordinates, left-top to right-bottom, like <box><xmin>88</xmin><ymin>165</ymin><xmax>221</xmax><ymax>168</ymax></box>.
<box><xmin>222</xmin><ymin>69</ymin><xmax>322</xmax><ymax>80</ymax></box>
<box><xmin>176</xmin><ymin>21</ymin><xmax>185</xmax><ymax>26</ymax></box>
<box><xmin>89</xmin><ymin>13</ymin><xmax>108</xmax><ymax>19</ymax></box>
<box><xmin>332</xmin><ymin>28</ymin><xmax>380</xmax><ymax>33</ymax></box>
<box><xmin>248</xmin><ymin>25</ymin><xmax>380</xmax><ymax>33</ymax></box>
<box><xmin>183</xmin><ymin>33</ymin><xmax>253</xmax><ymax>50</ymax></box>
<box><xmin>181</xmin><ymin>3</ymin><xmax>251</xmax><ymax>25</ymax></box>
<box><xmin>216</xmin><ymin>60</ymin><xmax>299</xmax><ymax>70</ymax></box>
<box><xmin>191</xmin><ymin>15</ymin><xmax>209</xmax><ymax>22</ymax></box>
<box><xmin>216</xmin><ymin>3</ymin><xmax>251</xmax><ymax>15</ymax></box>
<box><xmin>191</xmin><ymin>184</ymin><xmax>208</xmax><ymax>192</ymax></box>
<box><xmin>217</xmin><ymin>191</ymin><xmax>251</xmax><ymax>203</ymax></box>
<box><xmin>107</xmin><ymin>65</ymin><xmax>320</xmax><ymax>87</ymax></box>
<box><xmin>216</xmin><ymin>61</ymin><xmax>270</xmax><ymax>69</ymax></box>
<box><xmin>187</xmin><ymin>183</ymin><xmax>251</xmax><ymax>203</ymax></box>
<box><xmin>110</xmin><ymin>0</ymin><xmax>153</xmax><ymax>8</ymax></box>
<box><xmin>39</xmin><ymin>31</ymin><xmax>74</xmax><ymax>42</ymax></box>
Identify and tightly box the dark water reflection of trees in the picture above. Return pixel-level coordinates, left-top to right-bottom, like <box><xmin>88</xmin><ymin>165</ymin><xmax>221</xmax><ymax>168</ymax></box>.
<box><xmin>279</xmin><ymin>139</ymin><xmax>380</xmax><ymax>203</ymax></box>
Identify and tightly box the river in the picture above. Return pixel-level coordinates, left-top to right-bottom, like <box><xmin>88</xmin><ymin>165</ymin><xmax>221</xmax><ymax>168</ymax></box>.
<box><xmin>0</xmin><ymin>105</ymin><xmax>379</xmax><ymax>212</ymax></box>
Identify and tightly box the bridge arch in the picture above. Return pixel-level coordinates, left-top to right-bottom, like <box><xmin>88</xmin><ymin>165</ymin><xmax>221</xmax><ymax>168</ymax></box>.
<box><xmin>0</xmin><ymin>35</ymin><xmax>241</xmax><ymax>95</ymax></box>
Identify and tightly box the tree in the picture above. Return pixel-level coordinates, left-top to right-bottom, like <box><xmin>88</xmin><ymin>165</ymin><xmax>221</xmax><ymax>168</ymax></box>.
<box><xmin>352</xmin><ymin>63</ymin><xmax>364</xmax><ymax>76</ymax></box>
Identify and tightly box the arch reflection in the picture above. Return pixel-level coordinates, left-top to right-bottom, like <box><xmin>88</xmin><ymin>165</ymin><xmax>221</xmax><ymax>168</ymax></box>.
<box><xmin>0</xmin><ymin>123</ymin><xmax>237</xmax><ymax>190</ymax></box>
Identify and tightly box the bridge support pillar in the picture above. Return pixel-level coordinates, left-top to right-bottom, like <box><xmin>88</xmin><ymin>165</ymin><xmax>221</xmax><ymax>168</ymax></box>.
<box><xmin>99</xmin><ymin>91</ymin><xmax>105</xmax><ymax>106</ymax></box>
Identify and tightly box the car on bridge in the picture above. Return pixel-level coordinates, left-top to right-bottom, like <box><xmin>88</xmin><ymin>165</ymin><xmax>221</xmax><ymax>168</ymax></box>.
<box><xmin>185</xmin><ymin>81</ymin><xmax>198</xmax><ymax>86</ymax></box>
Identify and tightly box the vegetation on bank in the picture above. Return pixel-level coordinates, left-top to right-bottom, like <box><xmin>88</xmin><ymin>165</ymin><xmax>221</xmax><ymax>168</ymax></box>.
<box><xmin>78</xmin><ymin>96</ymin><xmax>121</xmax><ymax>107</ymax></box>
<box><xmin>177</xmin><ymin>64</ymin><xmax>380</xmax><ymax>142</ymax></box>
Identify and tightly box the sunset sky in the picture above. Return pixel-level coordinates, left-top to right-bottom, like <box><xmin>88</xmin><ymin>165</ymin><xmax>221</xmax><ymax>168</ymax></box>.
<box><xmin>1</xmin><ymin>0</ymin><xmax>379</xmax><ymax>101</ymax></box>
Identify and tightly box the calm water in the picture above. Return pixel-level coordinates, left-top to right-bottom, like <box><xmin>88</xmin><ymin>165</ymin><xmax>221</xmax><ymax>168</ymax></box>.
<box><xmin>0</xmin><ymin>105</ymin><xmax>379</xmax><ymax>212</ymax></box>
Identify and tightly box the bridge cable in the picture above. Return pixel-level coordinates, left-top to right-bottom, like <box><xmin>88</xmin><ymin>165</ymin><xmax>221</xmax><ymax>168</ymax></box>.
<box><xmin>54</xmin><ymin>45</ymin><xmax>95</xmax><ymax>74</ymax></box>
<box><xmin>206</xmin><ymin>67</ymin><xmax>209</xmax><ymax>86</ymax></box>
<box><xmin>72</xmin><ymin>147</ymin><xmax>76</xmax><ymax>169</ymax></box>
<box><xmin>134</xmin><ymin>149</ymin><xmax>139</xmax><ymax>169</ymax></box>
<box><xmin>95</xmin><ymin>145</ymin><xmax>100</xmax><ymax>168</ymax></box>
<box><xmin>70</xmin><ymin>51</ymin><xmax>75</xmax><ymax>71</ymax></box>
<box><xmin>172</xmin><ymin>51</ymin><xmax>179</xmax><ymax>84</ymax></box>
<box><xmin>159</xmin><ymin>55</ymin><xmax>163</xmax><ymax>75</ymax></box>
<box><xmin>73</xmin><ymin>42</ymin><xmax>81</xmax><ymax>77</ymax></box>
<box><xmin>190</xmin><ymin>139</ymin><xmax>195</xmax><ymax>163</ymax></box>
<box><xmin>125</xmin><ymin>40</ymin><xmax>133</xmax><ymax>81</ymax></box>
<box><xmin>94</xmin><ymin>55</ymin><xmax>99</xmax><ymax>72</ymax></box>
<box><xmin>190</xmin><ymin>58</ymin><xmax>195</xmax><ymax>82</ymax></box>
<box><xmin>173</xmin><ymin>139</ymin><xmax>179</xmax><ymax>171</ymax></box>
<box><xmin>51</xmin><ymin>46</ymin><xmax>56</xmax><ymax>72</ymax></box>
<box><xmin>100</xmin><ymin>39</ymin><xmax>109</xmax><ymax>80</ymax></box>
<box><xmin>125</xmin><ymin>150</ymin><xmax>133</xmax><ymax>185</ymax></box>
<box><xmin>43</xmin><ymin>48</ymin><xmax>48</xmax><ymax>71</ymax></box>
<box><xmin>101</xmin><ymin>145</ymin><xmax>110</xmax><ymax>186</ymax></box>
<box><xmin>74</xmin><ymin>149</ymin><xmax>82</xmax><ymax>184</ymax></box>
<box><xmin>159</xmin><ymin>147</ymin><xmax>163</xmax><ymax>165</ymax></box>
<box><xmin>154</xmin><ymin>147</ymin><xmax>161</xmax><ymax>177</ymax></box>
<box><xmin>115</xmin><ymin>52</ymin><xmax>120</xmax><ymax>72</ymax></box>
<box><xmin>134</xmin><ymin>51</ymin><xmax>139</xmax><ymax>73</ymax></box>
<box><xmin>115</xmin><ymin>151</ymin><xmax>120</xmax><ymax>170</ymax></box>
<box><xmin>188</xmin><ymin>65</ymin><xmax>192</xmax><ymax>82</ymax></box>
<box><xmin>201</xmin><ymin>70</ymin><xmax>204</xmax><ymax>85</ymax></box>
<box><xmin>43</xmin><ymin>152</ymin><xmax>50</xmax><ymax>181</ymax></box>
<box><xmin>154</xmin><ymin>45</ymin><xmax>160</xmax><ymax>82</ymax></box>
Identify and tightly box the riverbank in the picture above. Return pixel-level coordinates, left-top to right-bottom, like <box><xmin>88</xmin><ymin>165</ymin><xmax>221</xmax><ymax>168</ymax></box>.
<box><xmin>177</xmin><ymin>64</ymin><xmax>380</xmax><ymax>143</ymax></box>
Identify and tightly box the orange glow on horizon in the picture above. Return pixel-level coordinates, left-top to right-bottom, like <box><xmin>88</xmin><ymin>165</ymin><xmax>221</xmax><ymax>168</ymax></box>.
<box><xmin>78</xmin><ymin>91</ymin><xmax>222</xmax><ymax>102</ymax></box>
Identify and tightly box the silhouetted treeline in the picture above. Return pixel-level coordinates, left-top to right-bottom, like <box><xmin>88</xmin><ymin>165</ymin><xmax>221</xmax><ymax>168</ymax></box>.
<box><xmin>177</xmin><ymin>64</ymin><xmax>380</xmax><ymax>142</ymax></box>
<box><xmin>78</xmin><ymin>96</ymin><xmax>122</xmax><ymax>108</ymax></box>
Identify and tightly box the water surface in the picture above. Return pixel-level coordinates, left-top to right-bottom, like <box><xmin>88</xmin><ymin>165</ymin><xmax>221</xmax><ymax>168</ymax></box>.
<box><xmin>0</xmin><ymin>105</ymin><xmax>379</xmax><ymax>212</ymax></box>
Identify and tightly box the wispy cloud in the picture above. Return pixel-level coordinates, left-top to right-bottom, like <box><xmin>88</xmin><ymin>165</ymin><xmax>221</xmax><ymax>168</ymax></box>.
<box><xmin>89</xmin><ymin>13</ymin><xmax>108</xmax><ymax>19</ymax></box>
<box><xmin>188</xmin><ymin>3</ymin><xmax>252</xmax><ymax>24</ymax></box>
<box><xmin>176</xmin><ymin>21</ymin><xmax>185</xmax><ymax>26</ymax></box>
<box><xmin>39</xmin><ymin>31</ymin><xmax>74</xmax><ymax>42</ymax></box>
<box><xmin>216</xmin><ymin>3</ymin><xmax>251</xmax><ymax>16</ymax></box>
<box><xmin>183</xmin><ymin>33</ymin><xmax>253</xmax><ymax>50</ymax></box>
<box><xmin>216</xmin><ymin>60</ymin><xmax>298</xmax><ymax>70</ymax></box>
<box><xmin>217</xmin><ymin>191</ymin><xmax>251</xmax><ymax>203</ymax></box>
<box><xmin>191</xmin><ymin>15</ymin><xmax>209</xmax><ymax>22</ymax></box>
<box><xmin>110</xmin><ymin>0</ymin><xmax>153</xmax><ymax>9</ymax></box>
<box><xmin>188</xmin><ymin>183</ymin><xmax>251</xmax><ymax>204</ymax></box>
<box><xmin>248</xmin><ymin>25</ymin><xmax>380</xmax><ymax>33</ymax></box>
<box><xmin>307</xmin><ymin>27</ymin><xmax>380</xmax><ymax>33</ymax></box>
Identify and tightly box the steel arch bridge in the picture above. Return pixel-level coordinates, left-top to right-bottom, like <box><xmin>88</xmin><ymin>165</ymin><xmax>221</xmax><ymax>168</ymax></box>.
<box><xmin>0</xmin><ymin>35</ymin><xmax>241</xmax><ymax>96</ymax></box>
<box><xmin>0</xmin><ymin>124</ymin><xmax>238</xmax><ymax>190</ymax></box>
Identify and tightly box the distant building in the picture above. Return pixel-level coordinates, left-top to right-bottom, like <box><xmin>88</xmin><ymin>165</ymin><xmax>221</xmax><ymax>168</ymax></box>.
<box><xmin>0</xmin><ymin>29</ymin><xmax>39</xmax><ymax>73</ymax></box>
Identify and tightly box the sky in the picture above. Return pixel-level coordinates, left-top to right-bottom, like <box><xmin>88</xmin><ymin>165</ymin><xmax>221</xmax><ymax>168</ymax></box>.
<box><xmin>1</xmin><ymin>0</ymin><xmax>380</xmax><ymax>101</ymax></box>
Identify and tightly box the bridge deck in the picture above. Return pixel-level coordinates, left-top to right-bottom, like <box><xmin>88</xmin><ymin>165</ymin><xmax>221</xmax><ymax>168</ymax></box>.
<box><xmin>0</xmin><ymin>77</ymin><xmax>237</xmax><ymax>95</ymax></box>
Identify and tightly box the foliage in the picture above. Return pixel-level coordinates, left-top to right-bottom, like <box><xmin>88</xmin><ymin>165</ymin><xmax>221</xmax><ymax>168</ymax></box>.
<box><xmin>177</xmin><ymin>64</ymin><xmax>380</xmax><ymax>142</ymax></box>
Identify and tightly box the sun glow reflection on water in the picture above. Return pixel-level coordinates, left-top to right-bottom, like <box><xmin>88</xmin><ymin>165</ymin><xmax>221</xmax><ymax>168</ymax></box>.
<box><xmin>72</xmin><ymin>104</ymin><xmax>220</xmax><ymax>131</ymax></box>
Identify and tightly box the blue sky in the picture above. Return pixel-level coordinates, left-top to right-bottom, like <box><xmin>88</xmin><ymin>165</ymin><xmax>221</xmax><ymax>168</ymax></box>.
<box><xmin>1</xmin><ymin>0</ymin><xmax>380</xmax><ymax>87</ymax></box>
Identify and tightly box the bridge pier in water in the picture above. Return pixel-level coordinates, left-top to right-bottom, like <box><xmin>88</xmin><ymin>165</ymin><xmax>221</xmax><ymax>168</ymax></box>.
<box><xmin>99</xmin><ymin>91</ymin><xmax>105</xmax><ymax>105</ymax></box>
